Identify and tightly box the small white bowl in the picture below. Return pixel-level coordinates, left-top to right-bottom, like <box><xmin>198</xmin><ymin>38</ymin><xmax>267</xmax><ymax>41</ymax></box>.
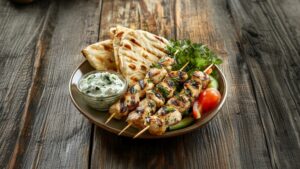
<box><xmin>76</xmin><ymin>70</ymin><xmax>128</xmax><ymax>111</ymax></box>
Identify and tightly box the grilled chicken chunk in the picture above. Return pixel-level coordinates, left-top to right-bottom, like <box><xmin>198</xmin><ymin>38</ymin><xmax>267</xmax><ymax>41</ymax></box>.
<box><xmin>109</xmin><ymin>98</ymin><xmax>128</xmax><ymax>119</ymax></box>
<box><xmin>157</xmin><ymin>57</ymin><xmax>175</xmax><ymax>71</ymax></box>
<box><xmin>127</xmin><ymin>99</ymin><xmax>157</xmax><ymax>128</ymax></box>
<box><xmin>181</xmin><ymin>80</ymin><xmax>202</xmax><ymax>102</ymax></box>
<box><xmin>192</xmin><ymin>71</ymin><xmax>210</xmax><ymax>88</ymax></box>
<box><xmin>145</xmin><ymin>67</ymin><xmax>168</xmax><ymax>84</ymax></box>
<box><xmin>156</xmin><ymin>106</ymin><xmax>182</xmax><ymax>125</ymax></box>
<box><xmin>148</xmin><ymin>116</ymin><xmax>167</xmax><ymax>136</ymax></box>
<box><xmin>148</xmin><ymin>107</ymin><xmax>182</xmax><ymax>135</ymax></box>
<box><xmin>168</xmin><ymin>71</ymin><xmax>189</xmax><ymax>82</ymax></box>
<box><xmin>146</xmin><ymin>90</ymin><xmax>165</xmax><ymax>108</ymax></box>
<box><xmin>109</xmin><ymin>57</ymin><xmax>174</xmax><ymax>119</ymax></box>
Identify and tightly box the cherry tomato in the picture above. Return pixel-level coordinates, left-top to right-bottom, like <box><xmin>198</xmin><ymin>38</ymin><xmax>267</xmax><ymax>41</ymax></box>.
<box><xmin>198</xmin><ymin>88</ymin><xmax>221</xmax><ymax>113</ymax></box>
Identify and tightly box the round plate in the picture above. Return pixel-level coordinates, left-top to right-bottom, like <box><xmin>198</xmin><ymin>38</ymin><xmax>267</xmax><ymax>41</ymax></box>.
<box><xmin>69</xmin><ymin>61</ymin><xmax>227</xmax><ymax>139</ymax></box>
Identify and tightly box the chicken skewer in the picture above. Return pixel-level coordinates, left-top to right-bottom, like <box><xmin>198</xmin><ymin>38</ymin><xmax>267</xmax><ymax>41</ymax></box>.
<box><xmin>133</xmin><ymin>72</ymin><xmax>208</xmax><ymax>138</ymax></box>
<box><xmin>143</xmin><ymin>72</ymin><xmax>210</xmax><ymax>136</ymax></box>
<box><xmin>133</xmin><ymin>65</ymin><xmax>212</xmax><ymax>138</ymax></box>
<box><xmin>105</xmin><ymin>57</ymin><xmax>175</xmax><ymax>124</ymax></box>
<box><xmin>118</xmin><ymin>63</ymin><xmax>190</xmax><ymax>135</ymax></box>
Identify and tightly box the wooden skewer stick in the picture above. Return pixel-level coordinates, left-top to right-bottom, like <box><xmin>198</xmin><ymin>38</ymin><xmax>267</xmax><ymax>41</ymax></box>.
<box><xmin>204</xmin><ymin>64</ymin><xmax>214</xmax><ymax>73</ymax></box>
<box><xmin>133</xmin><ymin>125</ymin><xmax>150</xmax><ymax>139</ymax></box>
<box><xmin>118</xmin><ymin>62</ymin><xmax>190</xmax><ymax>136</ymax></box>
<box><xmin>105</xmin><ymin>113</ymin><xmax>115</xmax><ymax>124</ymax></box>
<box><xmin>132</xmin><ymin>63</ymin><xmax>215</xmax><ymax>138</ymax></box>
<box><xmin>179</xmin><ymin>61</ymin><xmax>189</xmax><ymax>71</ymax></box>
<box><xmin>174</xmin><ymin>49</ymin><xmax>180</xmax><ymax>56</ymax></box>
<box><xmin>118</xmin><ymin>123</ymin><xmax>132</xmax><ymax>135</ymax></box>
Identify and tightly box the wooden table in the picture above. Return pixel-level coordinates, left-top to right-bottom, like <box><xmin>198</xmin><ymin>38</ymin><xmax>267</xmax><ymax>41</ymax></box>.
<box><xmin>1</xmin><ymin>0</ymin><xmax>300</xmax><ymax>168</ymax></box>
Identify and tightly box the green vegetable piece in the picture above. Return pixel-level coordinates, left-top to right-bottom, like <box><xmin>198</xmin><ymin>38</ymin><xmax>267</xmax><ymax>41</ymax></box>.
<box><xmin>157</xmin><ymin>85</ymin><xmax>169</xmax><ymax>98</ymax></box>
<box><xmin>164</xmin><ymin>106</ymin><xmax>175</xmax><ymax>113</ymax></box>
<box><xmin>166</xmin><ymin>40</ymin><xmax>223</xmax><ymax>74</ymax></box>
<box><xmin>182</xmin><ymin>110</ymin><xmax>190</xmax><ymax>116</ymax></box>
<box><xmin>150</xmin><ymin>63</ymin><xmax>162</xmax><ymax>69</ymax></box>
<box><xmin>168</xmin><ymin>117</ymin><xmax>194</xmax><ymax>131</ymax></box>
<box><xmin>208</xmin><ymin>75</ymin><xmax>219</xmax><ymax>89</ymax></box>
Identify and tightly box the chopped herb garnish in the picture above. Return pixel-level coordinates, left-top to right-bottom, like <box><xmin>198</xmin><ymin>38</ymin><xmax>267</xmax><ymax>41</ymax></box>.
<box><xmin>157</xmin><ymin>85</ymin><xmax>169</xmax><ymax>98</ymax></box>
<box><xmin>164</xmin><ymin>106</ymin><xmax>175</xmax><ymax>113</ymax></box>
<box><xmin>148</xmin><ymin>101</ymin><xmax>155</xmax><ymax>108</ymax></box>
<box><xmin>129</xmin><ymin>86</ymin><xmax>137</xmax><ymax>94</ymax></box>
<box><xmin>150</xmin><ymin>63</ymin><xmax>162</xmax><ymax>69</ymax></box>
<box><xmin>167</xmin><ymin>40</ymin><xmax>222</xmax><ymax>74</ymax></box>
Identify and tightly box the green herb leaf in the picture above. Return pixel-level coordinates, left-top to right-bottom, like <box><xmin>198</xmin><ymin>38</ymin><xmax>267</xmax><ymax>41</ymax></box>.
<box><xmin>156</xmin><ymin>85</ymin><xmax>169</xmax><ymax>98</ymax></box>
<box><xmin>167</xmin><ymin>40</ymin><xmax>223</xmax><ymax>74</ymax></box>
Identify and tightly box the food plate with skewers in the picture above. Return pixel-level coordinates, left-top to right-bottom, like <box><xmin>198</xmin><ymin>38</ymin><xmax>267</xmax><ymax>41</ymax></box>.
<box><xmin>69</xmin><ymin>26</ymin><xmax>227</xmax><ymax>139</ymax></box>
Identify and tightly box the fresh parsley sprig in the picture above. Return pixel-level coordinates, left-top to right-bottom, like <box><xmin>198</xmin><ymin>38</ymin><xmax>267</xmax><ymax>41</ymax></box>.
<box><xmin>167</xmin><ymin>40</ymin><xmax>222</xmax><ymax>75</ymax></box>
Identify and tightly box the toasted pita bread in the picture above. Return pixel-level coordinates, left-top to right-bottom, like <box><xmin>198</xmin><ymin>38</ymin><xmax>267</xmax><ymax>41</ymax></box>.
<box><xmin>116</xmin><ymin>27</ymin><xmax>169</xmax><ymax>85</ymax></box>
<box><xmin>110</xmin><ymin>26</ymin><xmax>133</xmax><ymax>72</ymax></box>
<box><xmin>81</xmin><ymin>40</ymin><xmax>116</xmax><ymax>71</ymax></box>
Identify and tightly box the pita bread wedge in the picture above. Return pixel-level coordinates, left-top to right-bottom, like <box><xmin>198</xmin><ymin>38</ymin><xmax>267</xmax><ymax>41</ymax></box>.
<box><xmin>81</xmin><ymin>39</ymin><xmax>116</xmax><ymax>71</ymax></box>
<box><xmin>110</xmin><ymin>26</ymin><xmax>133</xmax><ymax>72</ymax></box>
<box><xmin>116</xmin><ymin>27</ymin><xmax>170</xmax><ymax>86</ymax></box>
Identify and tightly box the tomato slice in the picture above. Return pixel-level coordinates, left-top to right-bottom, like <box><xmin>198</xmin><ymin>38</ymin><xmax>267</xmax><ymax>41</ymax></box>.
<box><xmin>192</xmin><ymin>101</ymin><xmax>202</xmax><ymax>119</ymax></box>
<box><xmin>198</xmin><ymin>88</ymin><xmax>221</xmax><ymax>113</ymax></box>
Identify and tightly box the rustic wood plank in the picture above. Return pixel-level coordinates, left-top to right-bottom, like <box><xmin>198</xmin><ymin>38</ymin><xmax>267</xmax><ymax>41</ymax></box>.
<box><xmin>227</xmin><ymin>0</ymin><xmax>300</xmax><ymax>168</ymax></box>
<box><xmin>1</xmin><ymin>0</ymin><xmax>299</xmax><ymax>168</ymax></box>
<box><xmin>173</xmin><ymin>0</ymin><xmax>273</xmax><ymax>168</ymax></box>
<box><xmin>91</xmin><ymin>0</ymin><xmax>273</xmax><ymax>169</ymax></box>
<box><xmin>0</xmin><ymin>1</ymin><xmax>52</xmax><ymax>167</ymax></box>
<box><xmin>0</xmin><ymin>0</ymin><xmax>101</xmax><ymax>168</ymax></box>
<box><xmin>91</xmin><ymin>0</ymin><xmax>178</xmax><ymax>169</ymax></box>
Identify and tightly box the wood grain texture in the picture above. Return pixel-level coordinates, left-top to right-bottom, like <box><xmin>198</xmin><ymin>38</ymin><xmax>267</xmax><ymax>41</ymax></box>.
<box><xmin>174</xmin><ymin>0</ymin><xmax>273</xmax><ymax>168</ymax></box>
<box><xmin>227</xmin><ymin>0</ymin><xmax>300</xmax><ymax>168</ymax></box>
<box><xmin>0</xmin><ymin>1</ymin><xmax>52</xmax><ymax>167</ymax></box>
<box><xmin>0</xmin><ymin>0</ymin><xmax>101</xmax><ymax>168</ymax></box>
<box><xmin>1</xmin><ymin>0</ymin><xmax>300</xmax><ymax>168</ymax></box>
<box><xmin>91</xmin><ymin>0</ymin><xmax>271</xmax><ymax>169</ymax></box>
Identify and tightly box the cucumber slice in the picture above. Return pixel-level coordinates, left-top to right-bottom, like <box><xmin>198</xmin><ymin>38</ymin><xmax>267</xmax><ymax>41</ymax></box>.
<box><xmin>168</xmin><ymin>117</ymin><xmax>194</xmax><ymax>131</ymax></box>
<box><xmin>208</xmin><ymin>75</ymin><xmax>219</xmax><ymax>89</ymax></box>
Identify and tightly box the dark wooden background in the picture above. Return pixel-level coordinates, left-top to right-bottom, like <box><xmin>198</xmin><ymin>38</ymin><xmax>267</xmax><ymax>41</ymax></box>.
<box><xmin>1</xmin><ymin>0</ymin><xmax>300</xmax><ymax>168</ymax></box>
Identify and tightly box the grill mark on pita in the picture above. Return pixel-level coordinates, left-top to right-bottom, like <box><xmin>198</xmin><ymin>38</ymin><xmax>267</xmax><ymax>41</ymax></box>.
<box><xmin>141</xmin><ymin>65</ymin><xmax>147</xmax><ymax>71</ymax></box>
<box><xmin>122</xmin><ymin>53</ymin><xmax>138</xmax><ymax>62</ymax></box>
<box><xmin>144</xmin><ymin>33</ymin><xmax>167</xmax><ymax>44</ymax></box>
<box><xmin>142</xmin><ymin>53</ymin><xmax>148</xmax><ymax>59</ymax></box>
<box><xmin>129</xmin><ymin>64</ymin><xmax>136</xmax><ymax>70</ymax></box>
<box><xmin>127</xmin><ymin>33</ymin><xmax>167</xmax><ymax>60</ymax></box>
<box><xmin>95</xmin><ymin>57</ymin><xmax>104</xmax><ymax>62</ymax></box>
<box><xmin>141</xmin><ymin>52</ymin><xmax>158</xmax><ymax>63</ymax></box>
<box><xmin>145</xmin><ymin>48</ymin><xmax>158</xmax><ymax>57</ymax></box>
<box><xmin>116</xmin><ymin>32</ymin><xmax>124</xmax><ymax>38</ymax></box>
<box><xmin>130</xmin><ymin>38</ymin><xmax>142</xmax><ymax>47</ymax></box>
<box><xmin>108</xmin><ymin>58</ymin><xmax>114</xmax><ymax>63</ymax></box>
<box><xmin>128</xmin><ymin>37</ymin><xmax>161</xmax><ymax>60</ymax></box>
<box><xmin>152</xmin><ymin>44</ymin><xmax>168</xmax><ymax>55</ymax></box>
<box><xmin>103</xmin><ymin>44</ymin><xmax>113</xmax><ymax>51</ymax></box>
<box><xmin>130</xmin><ymin>76</ymin><xmax>139</xmax><ymax>82</ymax></box>
<box><xmin>154</xmin><ymin>35</ymin><xmax>165</xmax><ymax>43</ymax></box>
<box><xmin>124</xmin><ymin>44</ymin><xmax>132</xmax><ymax>50</ymax></box>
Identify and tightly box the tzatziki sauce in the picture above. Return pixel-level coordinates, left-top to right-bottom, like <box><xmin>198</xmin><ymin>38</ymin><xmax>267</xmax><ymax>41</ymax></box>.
<box><xmin>79</xmin><ymin>72</ymin><xmax>125</xmax><ymax>97</ymax></box>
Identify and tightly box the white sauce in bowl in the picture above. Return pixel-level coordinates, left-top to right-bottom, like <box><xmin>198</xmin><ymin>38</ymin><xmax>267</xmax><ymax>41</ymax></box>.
<box><xmin>78</xmin><ymin>72</ymin><xmax>125</xmax><ymax>97</ymax></box>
